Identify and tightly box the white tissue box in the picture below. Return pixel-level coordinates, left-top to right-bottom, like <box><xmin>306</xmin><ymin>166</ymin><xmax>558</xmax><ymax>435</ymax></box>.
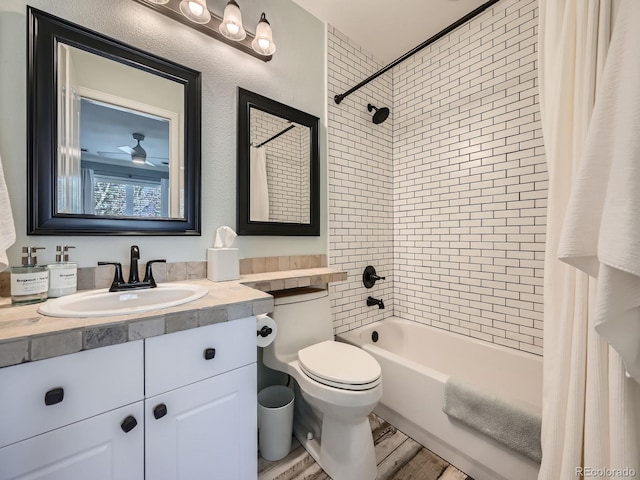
<box><xmin>207</xmin><ymin>248</ymin><xmax>239</xmax><ymax>282</ymax></box>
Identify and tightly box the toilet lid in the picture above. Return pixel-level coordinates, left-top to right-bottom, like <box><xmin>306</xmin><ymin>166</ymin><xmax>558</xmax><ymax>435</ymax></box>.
<box><xmin>298</xmin><ymin>341</ymin><xmax>381</xmax><ymax>390</ymax></box>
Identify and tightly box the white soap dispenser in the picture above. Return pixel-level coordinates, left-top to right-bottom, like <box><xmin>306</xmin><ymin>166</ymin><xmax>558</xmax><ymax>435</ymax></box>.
<box><xmin>10</xmin><ymin>247</ymin><xmax>49</xmax><ymax>304</ymax></box>
<box><xmin>47</xmin><ymin>245</ymin><xmax>77</xmax><ymax>298</ymax></box>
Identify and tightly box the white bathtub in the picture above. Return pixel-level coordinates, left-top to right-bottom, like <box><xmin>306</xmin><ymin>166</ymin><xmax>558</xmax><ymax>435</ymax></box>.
<box><xmin>338</xmin><ymin>317</ymin><xmax>543</xmax><ymax>480</ymax></box>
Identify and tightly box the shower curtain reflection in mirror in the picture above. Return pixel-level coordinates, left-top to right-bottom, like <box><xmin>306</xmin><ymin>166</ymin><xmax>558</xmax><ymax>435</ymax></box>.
<box><xmin>250</xmin><ymin>146</ymin><xmax>269</xmax><ymax>221</ymax></box>
<box><xmin>248</xmin><ymin>107</ymin><xmax>311</xmax><ymax>224</ymax></box>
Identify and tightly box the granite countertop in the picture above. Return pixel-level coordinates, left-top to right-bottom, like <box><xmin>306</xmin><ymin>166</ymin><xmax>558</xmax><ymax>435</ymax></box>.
<box><xmin>0</xmin><ymin>267</ymin><xmax>347</xmax><ymax>368</ymax></box>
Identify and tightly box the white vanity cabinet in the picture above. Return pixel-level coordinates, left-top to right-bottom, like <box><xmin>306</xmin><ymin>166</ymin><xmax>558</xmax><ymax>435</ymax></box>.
<box><xmin>0</xmin><ymin>341</ymin><xmax>145</xmax><ymax>480</ymax></box>
<box><xmin>144</xmin><ymin>316</ymin><xmax>257</xmax><ymax>480</ymax></box>
<box><xmin>0</xmin><ymin>316</ymin><xmax>258</xmax><ymax>480</ymax></box>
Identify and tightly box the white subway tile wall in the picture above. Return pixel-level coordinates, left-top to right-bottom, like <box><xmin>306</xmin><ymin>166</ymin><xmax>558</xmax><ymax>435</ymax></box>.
<box><xmin>327</xmin><ymin>26</ymin><xmax>394</xmax><ymax>334</ymax></box>
<box><xmin>327</xmin><ymin>0</ymin><xmax>546</xmax><ymax>355</ymax></box>
<box><xmin>393</xmin><ymin>0</ymin><xmax>545</xmax><ymax>355</ymax></box>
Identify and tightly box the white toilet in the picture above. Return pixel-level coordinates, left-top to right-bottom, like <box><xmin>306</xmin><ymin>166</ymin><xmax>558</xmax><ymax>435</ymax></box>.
<box><xmin>262</xmin><ymin>288</ymin><xmax>382</xmax><ymax>480</ymax></box>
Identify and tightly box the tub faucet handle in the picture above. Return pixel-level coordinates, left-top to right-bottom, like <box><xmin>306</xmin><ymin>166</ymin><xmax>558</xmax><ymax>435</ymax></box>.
<box><xmin>363</xmin><ymin>265</ymin><xmax>386</xmax><ymax>289</ymax></box>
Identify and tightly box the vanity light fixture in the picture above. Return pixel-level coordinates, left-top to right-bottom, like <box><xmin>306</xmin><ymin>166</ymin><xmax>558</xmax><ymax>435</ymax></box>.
<box><xmin>136</xmin><ymin>0</ymin><xmax>274</xmax><ymax>62</ymax></box>
<box><xmin>251</xmin><ymin>13</ymin><xmax>276</xmax><ymax>56</ymax></box>
<box><xmin>179</xmin><ymin>0</ymin><xmax>210</xmax><ymax>24</ymax></box>
<box><xmin>219</xmin><ymin>0</ymin><xmax>246</xmax><ymax>41</ymax></box>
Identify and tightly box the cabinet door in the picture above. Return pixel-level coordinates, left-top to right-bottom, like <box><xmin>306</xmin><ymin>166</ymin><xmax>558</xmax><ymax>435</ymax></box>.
<box><xmin>0</xmin><ymin>402</ymin><xmax>143</xmax><ymax>480</ymax></box>
<box><xmin>145</xmin><ymin>364</ymin><xmax>257</xmax><ymax>480</ymax></box>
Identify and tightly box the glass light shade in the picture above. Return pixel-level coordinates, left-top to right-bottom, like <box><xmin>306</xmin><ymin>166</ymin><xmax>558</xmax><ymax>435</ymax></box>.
<box><xmin>219</xmin><ymin>1</ymin><xmax>246</xmax><ymax>41</ymax></box>
<box><xmin>179</xmin><ymin>0</ymin><xmax>211</xmax><ymax>24</ymax></box>
<box><xmin>144</xmin><ymin>0</ymin><xmax>170</xmax><ymax>4</ymax></box>
<box><xmin>251</xmin><ymin>13</ymin><xmax>276</xmax><ymax>56</ymax></box>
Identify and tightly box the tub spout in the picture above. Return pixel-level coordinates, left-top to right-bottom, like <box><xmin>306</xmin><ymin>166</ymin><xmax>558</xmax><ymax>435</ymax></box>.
<box><xmin>367</xmin><ymin>296</ymin><xmax>385</xmax><ymax>309</ymax></box>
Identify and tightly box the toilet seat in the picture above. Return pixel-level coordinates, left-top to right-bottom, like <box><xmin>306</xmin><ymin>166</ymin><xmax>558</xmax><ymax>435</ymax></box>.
<box><xmin>298</xmin><ymin>341</ymin><xmax>381</xmax><ymax>391</ymax></box>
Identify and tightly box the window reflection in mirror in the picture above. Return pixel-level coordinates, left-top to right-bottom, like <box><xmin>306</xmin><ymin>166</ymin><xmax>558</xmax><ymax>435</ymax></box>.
<box><xmin>56</xmin><ymin>43</ymin><xmax>184</xmax><ymax>219</ymax></box>
<box><xmin>249</xmin><ymin>108</ymin><xmax>311</xmax><ymax>224</ymax></box>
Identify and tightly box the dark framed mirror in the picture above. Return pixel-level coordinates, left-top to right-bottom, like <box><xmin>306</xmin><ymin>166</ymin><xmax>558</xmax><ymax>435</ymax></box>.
<box><xmin>237</xmin><ymin>88</ymin><xmax>320</xmax><ymax>236</ymax></box>
<box><xmin>28</xmin><ymin>7</ymin><xmax>201</xmax><ymax>235</ymax></box>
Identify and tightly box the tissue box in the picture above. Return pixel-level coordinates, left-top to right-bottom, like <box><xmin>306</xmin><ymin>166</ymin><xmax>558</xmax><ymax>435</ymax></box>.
<box><xmin>207</xmin><ymin>248</ymin><xmax>239</xmax><ymax>282</ymax></box>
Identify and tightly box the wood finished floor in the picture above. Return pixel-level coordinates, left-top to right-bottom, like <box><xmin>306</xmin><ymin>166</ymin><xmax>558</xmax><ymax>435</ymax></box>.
<box><xmin>258</xmin><ymin>414</ymin><xmax>474</xmax><ymax>480</ymax></box>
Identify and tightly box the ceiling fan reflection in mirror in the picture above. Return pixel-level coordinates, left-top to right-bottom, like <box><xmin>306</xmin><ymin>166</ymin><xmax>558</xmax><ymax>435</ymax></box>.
<box><xmin>97</xmin><ymin>133</ymin><xmax>168</xmax><ymax>167</ymax></box>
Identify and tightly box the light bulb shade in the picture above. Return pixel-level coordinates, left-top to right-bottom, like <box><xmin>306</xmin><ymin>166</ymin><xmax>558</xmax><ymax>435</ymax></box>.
<box><xmin>145</xmin><ymin>0</ymin><xmax>170</xmax><ymax>4</ymax></box>
<box><xmin>251</xmin><ymin>13</ymin><xmax>276</xmax><ymax>56</ymax></box>
<box><xmin>179</xmin><ymin>0</ymin><xmax>211</xmax><ymax>24</ymax></box>
<box><xmin>219</xmin><ymin>0</ymin><xmax>246</xmax><ymax>41</ymax></box>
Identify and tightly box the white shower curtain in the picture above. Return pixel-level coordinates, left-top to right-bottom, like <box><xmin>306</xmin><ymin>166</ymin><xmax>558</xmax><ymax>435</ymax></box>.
<box><xmin>538</xmin><ymin>0</ymin><xmax>640</xmax><ymax>478</ymax></box>
<box><xmin>250</xmin><ymin>146</ymin><xmax>269</xmax><ymax>221</ymax></box>
<box><xmin>81</xmin><ymin>168</ymin><xmax>95</xmax><ymax>215</ymax></box>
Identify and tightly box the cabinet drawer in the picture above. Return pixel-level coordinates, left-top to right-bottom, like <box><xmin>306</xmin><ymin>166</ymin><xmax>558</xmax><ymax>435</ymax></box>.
<box><xmin>145</xmin><ymin>317</ymin><xmax>256</xmax><ymax>397</ymax></box>
<box><xmin>0</xmin><ymin>340</ymin><xmax>143</xmax><ymax>448</ymax></box>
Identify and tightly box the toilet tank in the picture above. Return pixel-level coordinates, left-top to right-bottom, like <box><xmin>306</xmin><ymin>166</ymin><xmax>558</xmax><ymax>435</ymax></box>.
<box><xmin>264</xmin><ymin>288</ymin><xmax>334</xmax><ymax>366</ymax></box>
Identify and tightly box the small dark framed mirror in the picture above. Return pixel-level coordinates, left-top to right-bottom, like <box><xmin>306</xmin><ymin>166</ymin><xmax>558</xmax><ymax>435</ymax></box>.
<box><xmin>28</xmin><ymin>7</ymin><xmax>201</xmax><ymax>235</ymax></box>
<box><xmin>237</xmin><ymin>88</ymin><xmax>320</xmax><ymax>236</ymax></box>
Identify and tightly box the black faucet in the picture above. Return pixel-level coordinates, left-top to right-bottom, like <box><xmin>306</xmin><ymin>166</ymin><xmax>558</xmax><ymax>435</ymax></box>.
<box><xmin>129</xmin><ymin>245</ymin><xmax>141</xmax><ymax>284</ymax></box>
<box><xmin>367</xmin><ymin>296</ymin><xmax>385</xmax><ymax>309</ymax></box>
<box><xmin>99</xmin><ymin>245</ymin><xmax>166</xmax><ymax>292</ymax></box>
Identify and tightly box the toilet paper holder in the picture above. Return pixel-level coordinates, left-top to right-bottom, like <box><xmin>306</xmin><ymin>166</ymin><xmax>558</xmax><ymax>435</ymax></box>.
<box><xmin>257</xmin><ymin>326</ymin><xmax>273</xmax><ymax>337</ymax></box>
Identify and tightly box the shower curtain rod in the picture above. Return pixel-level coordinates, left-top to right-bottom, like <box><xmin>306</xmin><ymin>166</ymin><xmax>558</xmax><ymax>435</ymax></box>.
<box><xmin>253</xmin><ymin>124</ymin><xmax>296</xmax><ymax>148</ymax></box>
<box><xmin>333</xmin><ymin>0</ymin><xmax>501</xmax><ymax>105</ymax></box>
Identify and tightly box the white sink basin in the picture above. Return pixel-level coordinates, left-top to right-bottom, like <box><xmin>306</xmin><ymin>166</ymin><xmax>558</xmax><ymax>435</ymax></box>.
<box><xmin>38</xmin><ymin>283</ymin><xmax>209</xmax><ymax>318</ymax></box>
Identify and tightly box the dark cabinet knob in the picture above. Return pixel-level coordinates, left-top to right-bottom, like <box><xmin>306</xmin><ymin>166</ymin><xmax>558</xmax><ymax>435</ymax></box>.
<box><xmin>121</xmin><ymin>415</ymin><xmax>138</xmax><ymax>433</ymax></box>
<box><xmin>153</xmin><ymin>403</ymin><xmax>168</xmax><ymax>420</ymax></box>
<box><xmin>203</xmin><ymin>348</ymin><xmax>216</xmax><ymax>360</ymax></box>
<box><xmin>44</xmin><ymin>387</ymin><xmax>64</xmax><ymax>406</ymax></box>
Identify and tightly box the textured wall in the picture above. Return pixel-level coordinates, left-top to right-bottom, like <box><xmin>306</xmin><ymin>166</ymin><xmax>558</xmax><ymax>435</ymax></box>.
<box><xmin>0</xmin><ymin>0</ymin><xmax>326</xmax><ymax>267</ymax></box>
<box><xmin>327</xmin><ymin>26</ymin><xmax>394</xmax><ymax>334</ymax></box>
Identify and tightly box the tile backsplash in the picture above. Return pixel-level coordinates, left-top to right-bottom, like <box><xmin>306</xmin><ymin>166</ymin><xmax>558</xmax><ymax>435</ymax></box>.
<box><xmin>0</xmin><ymin>255</ymin><xmax>327</xmax><ymax>297</ymax></box>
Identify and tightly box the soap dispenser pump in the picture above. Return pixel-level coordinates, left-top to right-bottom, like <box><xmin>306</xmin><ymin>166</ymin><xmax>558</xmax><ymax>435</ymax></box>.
<box><xmin>48</xmin><ymin>245</ymin><xmax>77</xmax><ymax>298</ymax></box>
<box><xmin>10</xmin><ymin>247</ymin><xmax>49</xmax><ymax>304</ymax></box>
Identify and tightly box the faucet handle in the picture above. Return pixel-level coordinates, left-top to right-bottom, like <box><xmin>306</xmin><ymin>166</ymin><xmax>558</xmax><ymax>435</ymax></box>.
<box><xmin>98</xmin><ymin>262</ymin><xmax>124</xmax><ymax>291</ymax></box>
<box><xmin>143</xmin><ymin>259</ymin><xmax>167</xmax><ymax>288</ymax></box>
<box><xmin>363</xmin><ymin>266</ymin><xmax>386</xmax><ymax>289</ymax></box>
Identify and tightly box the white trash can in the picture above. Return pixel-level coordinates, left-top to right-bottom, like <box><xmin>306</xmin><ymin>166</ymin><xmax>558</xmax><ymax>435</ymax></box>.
<box><xmin>258</xmin><ymin>385</ymin><xmax>295</xmax><ymax>461</ymax></box>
